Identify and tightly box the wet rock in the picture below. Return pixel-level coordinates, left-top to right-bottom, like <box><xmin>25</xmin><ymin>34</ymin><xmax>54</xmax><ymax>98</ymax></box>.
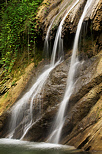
<box><xmin>8</xmin><ymin>59</ymin><xmax>69</xmax><ymax>140</ymax></box>
<box><xmin>23</xmin><ymin>107</ymin><xmax>58</xmax><ymax>142</ymax></box>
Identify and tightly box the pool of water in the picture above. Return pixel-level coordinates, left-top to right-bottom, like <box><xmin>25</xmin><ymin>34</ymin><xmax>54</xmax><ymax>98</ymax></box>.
<box><xmin>0</xmin><ymin>139</ymin><xmax>101</xmax><ymax>154</ymax></box>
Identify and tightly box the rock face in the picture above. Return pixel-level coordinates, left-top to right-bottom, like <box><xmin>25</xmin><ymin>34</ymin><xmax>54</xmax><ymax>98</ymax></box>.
<box><xmin>0</xmin><ymin>0</ymin><xmax>102</xmax><ymax>152</ymax></box>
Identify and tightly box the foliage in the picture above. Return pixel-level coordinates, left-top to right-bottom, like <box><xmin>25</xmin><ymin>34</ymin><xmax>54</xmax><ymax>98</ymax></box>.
<box><xmin>0</xmin><ymin>0</ymin><xmax>43</xmax><ymax>75</ymax></box>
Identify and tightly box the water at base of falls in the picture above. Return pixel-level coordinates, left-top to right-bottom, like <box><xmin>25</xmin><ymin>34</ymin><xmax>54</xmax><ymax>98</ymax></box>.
<box><xmin>0</xmin><ymin>138</ymin><xmax>91</xmax><ymax>154</ymax></box>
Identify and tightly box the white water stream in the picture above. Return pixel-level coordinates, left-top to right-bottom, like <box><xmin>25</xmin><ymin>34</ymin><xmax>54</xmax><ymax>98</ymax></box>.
<box><xmin>48</xmin><ymin>0</ymin><xmax>93</xmax><ymax>144</ymax></box>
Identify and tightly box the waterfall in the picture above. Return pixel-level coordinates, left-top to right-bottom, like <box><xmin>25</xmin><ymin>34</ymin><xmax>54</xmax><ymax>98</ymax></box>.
<box><xmin>48</xmin><ymin>0</ymin><xmax>93</xmax><ymax>144</ymax></box>
<box><xmin>8</xmin><ymin>0</ymin><xmax>79</xmax><ymax>140</ymax></box>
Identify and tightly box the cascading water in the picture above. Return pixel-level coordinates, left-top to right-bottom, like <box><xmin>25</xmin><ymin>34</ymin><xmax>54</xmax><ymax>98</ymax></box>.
<box><xmin>48</xmin><ymin>0</ymin><xmax>93</xmax><ymax>144</ymax></box>
<box><xmin>8</xmin><ymin>0</ymin><xmax>79</xmax><ymax>140</ymax></box>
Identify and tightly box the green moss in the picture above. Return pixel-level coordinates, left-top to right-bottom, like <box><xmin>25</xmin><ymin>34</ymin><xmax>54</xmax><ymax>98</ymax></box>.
<box><xmin>4</xmin><ymin>91</ymin><xmax>9</xmax><ymax>99</ymax></box>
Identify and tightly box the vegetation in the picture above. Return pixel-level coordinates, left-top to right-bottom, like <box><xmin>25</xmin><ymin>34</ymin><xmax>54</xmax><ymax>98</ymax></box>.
<box><xmin>0</xmin><ymin>0</ymin><xmax>43</xmax><ymax>77</ymax></box>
